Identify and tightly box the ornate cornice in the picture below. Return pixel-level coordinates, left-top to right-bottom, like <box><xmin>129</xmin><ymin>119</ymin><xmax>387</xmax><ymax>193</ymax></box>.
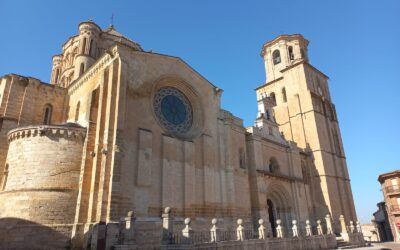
<box><xmin>257</xmin><ymin>169</ymin><xmax>304</xmax><ymax>183</ymax></box>
<box><xmin>378</xmin><ymin>170</ymin><xmax>400</xmax><ymax>183</ymax></box>
<box><xmin>7</xmin><ymin>124</ymin><xmax>86</xmax><ymax>143</ymax></box>
<box><xmin>260</xmin><ymin>34</ymin><xmax>308</xmax><ymax>57</ymax></box>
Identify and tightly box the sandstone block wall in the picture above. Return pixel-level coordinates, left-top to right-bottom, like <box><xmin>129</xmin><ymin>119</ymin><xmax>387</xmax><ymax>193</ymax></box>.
<box><xmin>0</xmin><ymin>74</ymin><xmax>67</xmax><ymax>189</ymax></box>
<box><xmin>0</xmin><ymin>124</ymin><xmax>85</xmax><ymax>249</ymax></box>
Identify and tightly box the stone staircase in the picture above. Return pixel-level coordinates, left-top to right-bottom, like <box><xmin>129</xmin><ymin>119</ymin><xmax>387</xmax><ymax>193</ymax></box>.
<box><xmin>336</xmin><ymin>236</ymin><xmax>360</xmax><ymax>249</ymax></box>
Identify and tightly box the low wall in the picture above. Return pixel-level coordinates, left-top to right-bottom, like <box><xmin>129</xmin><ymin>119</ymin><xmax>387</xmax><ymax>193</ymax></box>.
<box><xmin>349</xmin><ymin>232</ymin><xmax>365</xmax><ymax>247</ymax></box>
<box><xmin>85</xmin><ymin>210</ymin><xmax>358</xmax><ymax>250</ymax></box>
<box><xmin>160</xmin><ymin>235</ymin><xmax>337</xmax><ymax>250</ymax></box>
<box><xmin>88</xmin><ymin>218</ymin><xmax>163</xmax><ymax>250</ymax></box>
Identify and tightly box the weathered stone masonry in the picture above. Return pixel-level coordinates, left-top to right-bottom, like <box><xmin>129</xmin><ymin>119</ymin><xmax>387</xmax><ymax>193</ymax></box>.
<box><xmin>0</xmin><ymin>21</ymin><xmax>360</xmax><ymax>249</ymax></box>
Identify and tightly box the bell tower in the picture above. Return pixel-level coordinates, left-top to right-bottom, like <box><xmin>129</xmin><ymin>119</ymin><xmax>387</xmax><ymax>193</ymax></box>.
<box><xmin>256</xmin><ymin>34</ymin><xmax>357</xmax><ymax>232</ymax></box>
<box><xmin>261</xmin><ymin>34</ymin><xmax>309</xmax><ymax>82</ymax></box>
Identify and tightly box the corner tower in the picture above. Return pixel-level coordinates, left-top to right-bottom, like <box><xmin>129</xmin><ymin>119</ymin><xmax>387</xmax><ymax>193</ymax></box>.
<box><xmin>50</xmin><ymin>20</ymin><xmax>143</xmax><ymax>87</ymax></box>
<box><xmin>256</xmin><ymin>34</ymin><xmax>357</xmax><ymax>231</ymax></box>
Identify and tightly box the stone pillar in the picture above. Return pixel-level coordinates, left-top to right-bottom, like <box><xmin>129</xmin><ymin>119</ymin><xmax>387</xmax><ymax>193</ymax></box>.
<box><xmin>162</xmin><ymin>207</ymin><xmax>173</xmax><ymax>244</ymax></box>
<box><xmin>339</xmin><ymin>215</ymin><xmax>349</xmax><ymax>241</ymax></box>
<box><xmin>349</xmin><ymin>221</ymin><xmax>355</xmax><ymax>233</ymax></box>
<box><xmin>210</xmin><ymin>218</ymin><xmax>219</xmax><ymax>242</ymax></box>
<box><xmin>120</xmin><ymin>211</ymin><xmax>136</xmax><ymax>244</ymax></box>
<box><xmin>125</xmin><ymin>211</ymin><xmax>136</xmax><ymax>230</ymax></box>
<box><xmin>182</xmin><ymin>218</ymin><xmax>193</xmax><ymax>244</ymax></box>
<box><xmin>325</xmin><ymin>214</ymin><xmax>333</xmax><ymax>234</ymax></box>
<box><xmin>339</xmin><ymin>215</ymin><xmax>347</xmax><ymax>233</ymax></box>
<box><xmin>276</xmin><ymin>219</ymin><xmax>284</xmax><ymax>238</ymax></box>
<box><xmin>236</xmin><ymin>219</ymin><xmax>245</xmax><ymax>241</ymax></box>
<box><xmin>305</xmin><ymin>220</ymin><xmax>312</xmax><ymax>236</ymax></box>
<box><xmin>258</xmin><ymin>219</ymin><xmax>266</xmax><ymax>240</ymax></box>
<box><xmin>317</xmin><ymin>220</ymin><xmax>323</xmax><ymax>235</ymax></box>
<box><xmin>356</xmin><ymin>221</ymin><xmax>362</xmax><ymax>233</ymax></box>
<box><xmin>292</xmin><ymin>220</ymin><xmax>299</xmax><ymax>237</ymax></box>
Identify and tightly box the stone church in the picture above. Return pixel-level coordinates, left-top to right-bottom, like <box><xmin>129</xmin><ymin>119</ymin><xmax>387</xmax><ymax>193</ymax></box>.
<box><xmin>0</xmin><ymin>21</ymin><xmax>357</xmax><ymax>248</ymax></box>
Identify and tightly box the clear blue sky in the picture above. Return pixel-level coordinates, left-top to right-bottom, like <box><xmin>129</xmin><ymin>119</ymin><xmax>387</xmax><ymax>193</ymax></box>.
<box><xmin>1</xmin><ymin>0</ymin><xmax>399</xmax><ymax>223</ymax></box>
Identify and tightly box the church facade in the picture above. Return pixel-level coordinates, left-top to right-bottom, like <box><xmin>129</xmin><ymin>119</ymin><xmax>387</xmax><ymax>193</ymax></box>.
<box><xmin>0</xmin><ymin>21</ymin><xmax>357</xmax><ymax>248</ymax></box>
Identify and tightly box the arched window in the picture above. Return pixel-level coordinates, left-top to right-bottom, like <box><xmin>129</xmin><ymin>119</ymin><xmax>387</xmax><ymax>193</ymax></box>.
<box><xmin>282</xmin><ymin>88</ymin><xmax>287</xmax><ymax>103</ymax></box>
<box><xmin>75</xmin><ymin>101</ymin><xmax>80</xmax><ymax>122</ymax></box>
<box><xmin>89</xmin><ymin>39</ymin><xmax>94</xmax><ymax>56</ymax></box>
<box><xmin>301</xmin><ymin>161</ymin><xmax>309</xmax><ymax>184</ymax></box>
<box><xmin>43</xmin><ymin>104</ymin><xmax>53</xmax><ymax>125</ymax></box>
<box><xmin>288</xmin><ymin>46</ymin><xmax>294</xmax><ymax>60</ymax></box>
<box><xmin>272</xmin><ymin>50</ymin><xmax>281</xmax><ymax>65</ymax></box>
<box><xmin>269</xmin><ymin>157</ymin><xmax>280</xmax><ymax>173</ymax></box>
<box><xmin>79</xmin><ymin>63</ymin><xmax>85</xmax><ymax>76</ymax></box>
<box><xmin>81</xmin><ymin>37</ymin><xmax>87</xmax><ymax>54</ymax></box>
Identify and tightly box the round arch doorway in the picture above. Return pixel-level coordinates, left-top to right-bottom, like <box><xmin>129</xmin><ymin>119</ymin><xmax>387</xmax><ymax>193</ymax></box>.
<box><xmin>266</xmin><ymin>184</ymin><xmax>294</xmax><ymax>237</ymax></box>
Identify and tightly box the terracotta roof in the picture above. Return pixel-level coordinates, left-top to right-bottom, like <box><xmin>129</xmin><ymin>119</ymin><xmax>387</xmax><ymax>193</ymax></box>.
<box><xmin>103</xmin><ymin>25</ymin><xmax>140</xmax><ymax>46</ymax></box>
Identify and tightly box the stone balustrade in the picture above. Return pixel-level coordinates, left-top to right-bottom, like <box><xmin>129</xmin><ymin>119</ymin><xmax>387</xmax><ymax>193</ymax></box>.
<box><xmin>88</xmin><ymin>209</ymin><xmax>365</xmax><ymax>250</ymax></box>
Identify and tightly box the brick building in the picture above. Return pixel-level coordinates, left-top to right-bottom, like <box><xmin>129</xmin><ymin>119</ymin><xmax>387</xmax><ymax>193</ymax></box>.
<box><xmin>378</xmin><ymin>170</ymin><xmax>400</xmax><ymax>242</ymax></box>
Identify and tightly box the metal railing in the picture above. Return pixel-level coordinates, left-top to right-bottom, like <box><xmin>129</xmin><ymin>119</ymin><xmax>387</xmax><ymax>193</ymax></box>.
<box><xmin>166</xmin><ymin>226</ymin><xmax>333</xmax><ymax>245</ymax></box>
<box><xmin>168</xmin><ymin>230</ymin><xmax>260</xmax><ymax>245</ymax></box>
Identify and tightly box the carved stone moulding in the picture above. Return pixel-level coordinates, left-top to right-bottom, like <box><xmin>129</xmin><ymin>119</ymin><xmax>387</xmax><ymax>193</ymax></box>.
<box><xmin>7</xmin><ymin>124</ymin><xmax>87</xmax><ymax>143</ymax></box>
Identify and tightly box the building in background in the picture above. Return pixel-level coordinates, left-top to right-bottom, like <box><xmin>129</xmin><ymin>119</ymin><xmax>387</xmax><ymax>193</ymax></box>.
<box><xmin>0</xmin><ymin>21</ymin><xmax>359</xmax><ymax>249</ymax></box>
<box><xmin>361</xmin><ymin>223</ymin><xmax>380</xmax><ymax>242</ymax></box>
<box><xmin>371</xmin><ymin>201</ymin><xmax>393</xmax><ymax>241</ymax></box>
<box><xmin>378</xmin><ymin>170</ymin><xmax>400</xmax><ymax>242</ymax></box>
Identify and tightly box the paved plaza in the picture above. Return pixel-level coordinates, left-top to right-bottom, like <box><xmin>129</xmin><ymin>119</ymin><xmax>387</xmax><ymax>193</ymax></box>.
<box><xmin>342</xmin><ymin>242</ymin><xmax>400</xmax><ymax>250</ymax></box>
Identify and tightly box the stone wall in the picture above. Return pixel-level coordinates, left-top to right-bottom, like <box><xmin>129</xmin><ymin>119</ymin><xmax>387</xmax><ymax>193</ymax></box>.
<box><xmin>348</xmin><ymin>232</ymin><xmax>365</xmax><ymax>247</ymax></box>
<box><xmin>0</xmin><ymin>74</ymin><xmax>67</xmax><ymax>190</ymax></box>
<box><xmin>0</xmin><ymin>124</ymin><xmax>85</xmax><ymax>249</ymax></box>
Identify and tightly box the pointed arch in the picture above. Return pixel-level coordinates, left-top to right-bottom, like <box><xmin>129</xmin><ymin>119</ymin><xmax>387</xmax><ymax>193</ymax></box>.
<box><xmin>266</xmin><ymin>183</ymin><xmax>294</xmax><ymax>234</ymax></box>
<box><xmin>89</xmin><ymin>39</ymin><xmax>94</xmax><ymax>56</ymax></box>
<box><xmin>79</xmin><ymin>63</ymin><xmax>85</xmax><ymax>76</ymax></box>
<box><xmin>81</xmin><ymin>37</ymin><xmax>87</xmax><ymax>54</ymax></box>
